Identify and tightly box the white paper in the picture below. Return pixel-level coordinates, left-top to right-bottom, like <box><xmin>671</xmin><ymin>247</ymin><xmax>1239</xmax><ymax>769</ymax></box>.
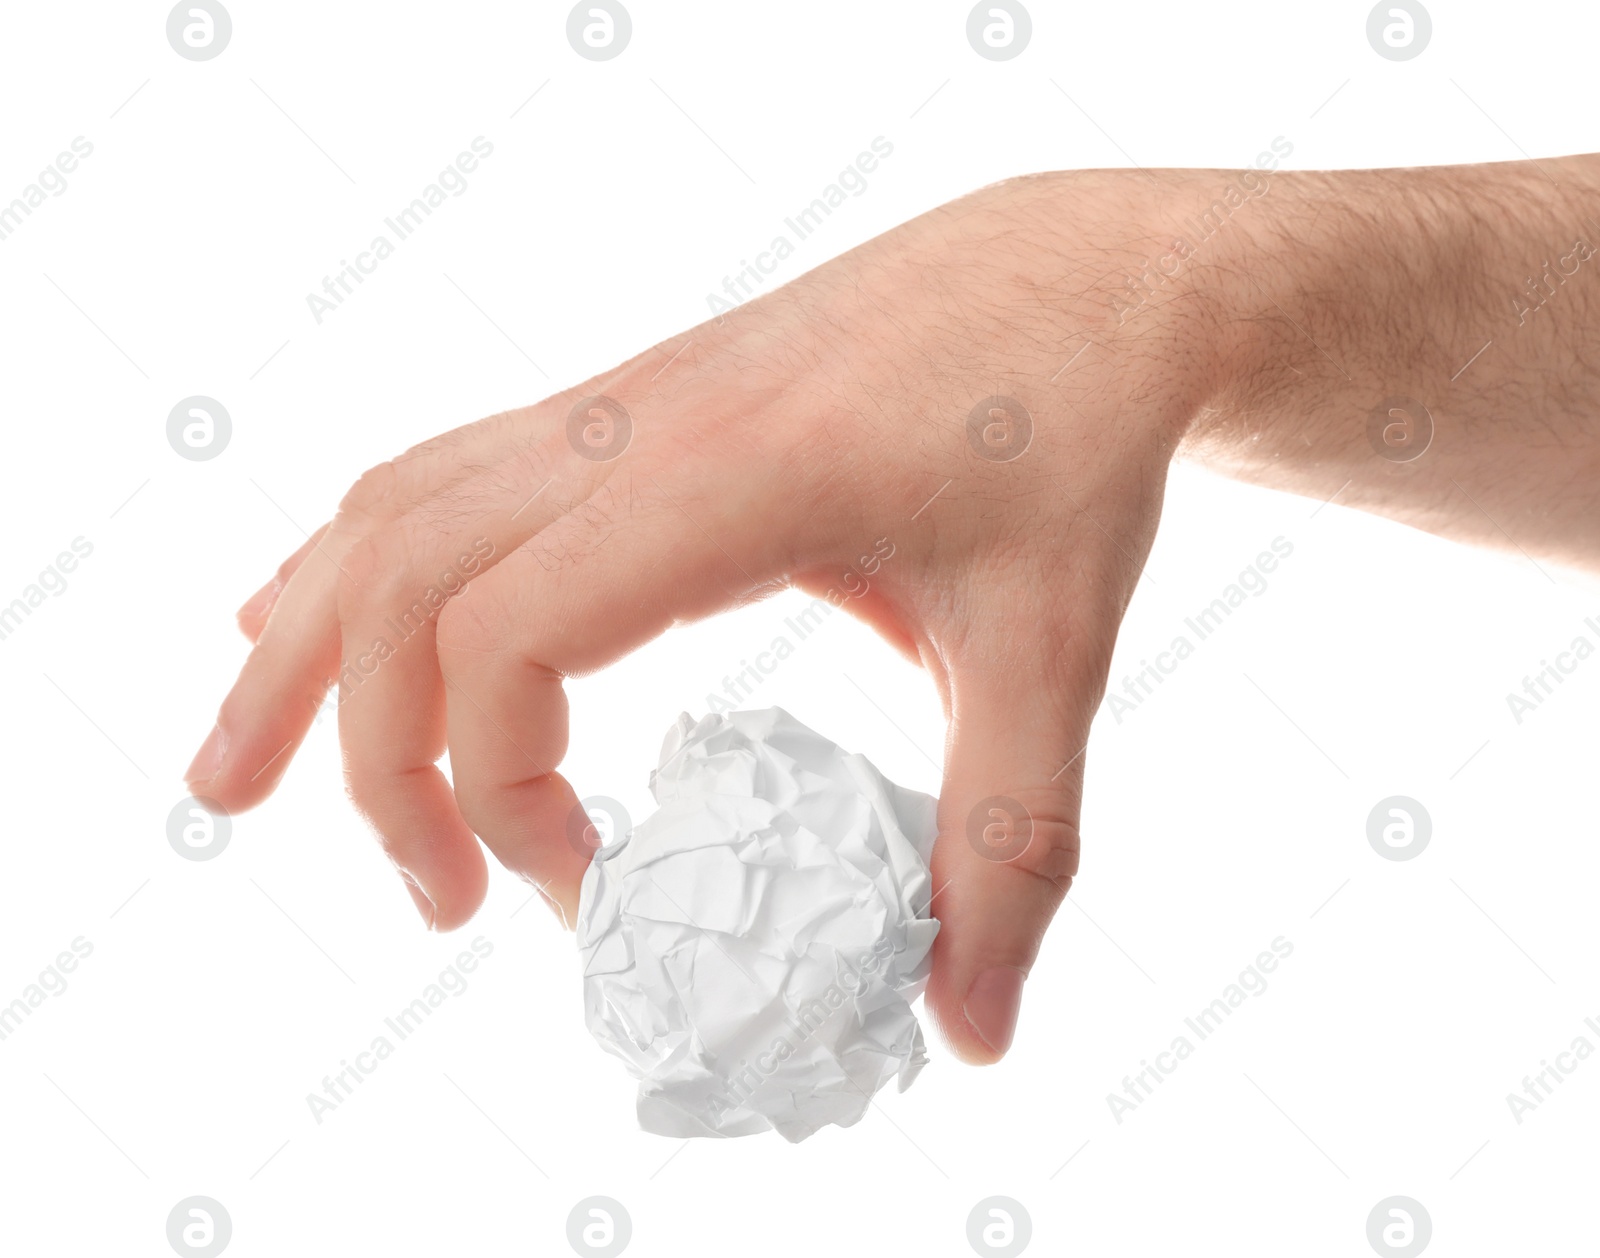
<box><xmin>576</xmin><ymin>707</ymin><xmax>941</xmax><ymax>1142</ymax></box>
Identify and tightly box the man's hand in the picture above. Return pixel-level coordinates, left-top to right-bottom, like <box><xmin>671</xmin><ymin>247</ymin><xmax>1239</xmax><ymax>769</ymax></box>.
<box><xmin>186</xmin><ymin>154</ymin><xmax>1600</xmax><ymax>1065</ymax></box>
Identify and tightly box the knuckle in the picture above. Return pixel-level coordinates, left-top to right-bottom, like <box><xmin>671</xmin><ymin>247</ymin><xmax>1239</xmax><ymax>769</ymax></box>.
<box><xmin>404</xmin><ymin>409</ymin><xmax>520</xmax><ymax>461</ymax></box>
<box><xmin>521</xmin><ymin>495</ymin><xmax>613</xmax><ymax>574</ymax></box>
<box><xmin>336</xmin><ymin>533</ymin><xmax>410</xmax><ymax>620</ymax></box>
<box><xmin>338</xmin><ymin>460</ymin><xmax>401</xmax><ymax>520</ymax></box>
<box><xmin>274</xmin><ymin>546</ymin><xmax>307</xmax><ymax>585</ymax></box>
<box><xmin>962</xmin><ymin>790</ymin><xmax>1081</xmax><ymax>895</ymax></box>
<box><xmin>1009</xmin><ymin>809</ymin><xmax>1081</xmax><ymax>893</ymax></box>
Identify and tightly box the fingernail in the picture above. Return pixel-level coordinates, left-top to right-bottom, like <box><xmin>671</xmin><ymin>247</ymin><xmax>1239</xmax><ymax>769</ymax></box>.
<box><xmin>185</xmin><ymin>724</ymin><xmax>228</xmax><ymax>788</ymax></box>
<box><xmin>236</xmin><ymin>577</ymin><xmax>282</xmax><ymax>628</ymax></box>
<box><xmin>964</xmin><ymin>966</ymin><xmax>1026</xmax><ymax>1058</ymax></box>
<box><xmin>400</xmin><ymin>872</ymin><xmax>436</xmax><ymax>930</ymax></box>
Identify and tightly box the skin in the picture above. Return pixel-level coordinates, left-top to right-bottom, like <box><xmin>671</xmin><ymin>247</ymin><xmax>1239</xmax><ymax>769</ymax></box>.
<box><xmin>190</xmin><ymin>154</ymin><xmax>1600</xmax><ymax>1065</ymax></box>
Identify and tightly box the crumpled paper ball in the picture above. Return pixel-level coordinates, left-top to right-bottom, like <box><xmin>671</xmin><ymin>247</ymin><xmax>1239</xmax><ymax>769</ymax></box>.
<box><xmin>576</xmin><ymin>707</ymin><xmax>941</xmax><ymax>1142</ymax></box>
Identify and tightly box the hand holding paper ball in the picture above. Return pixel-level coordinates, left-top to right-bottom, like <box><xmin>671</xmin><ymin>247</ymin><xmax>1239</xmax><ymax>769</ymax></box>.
<box><xmin>576</xmin><ymin>708</ymin><xmax>940</xmax><ymax>1142</ymax></box>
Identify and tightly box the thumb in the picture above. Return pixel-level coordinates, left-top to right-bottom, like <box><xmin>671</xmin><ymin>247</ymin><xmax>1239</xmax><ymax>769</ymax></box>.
<box><xmin>923</xmin><ymin>645</ymin><xmax>1092</xmax><ymax>1065</ymax></box>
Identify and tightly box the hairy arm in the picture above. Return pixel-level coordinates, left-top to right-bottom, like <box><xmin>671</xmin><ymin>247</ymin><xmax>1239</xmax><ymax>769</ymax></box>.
<box><xmin>1178</xmin><ymin>155</ymin><xmax>1600</xmax><ymax>568</ymax></box>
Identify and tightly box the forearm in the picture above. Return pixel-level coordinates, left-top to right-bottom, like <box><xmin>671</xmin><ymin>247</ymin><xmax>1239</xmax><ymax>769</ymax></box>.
<box><xmin>1179</xmin><ymin>155</ymin><xmax>1600</xmax><ymax>569</ymax></box>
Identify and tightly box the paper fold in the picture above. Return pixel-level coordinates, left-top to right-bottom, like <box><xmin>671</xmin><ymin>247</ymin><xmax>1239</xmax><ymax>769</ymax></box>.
<box><xmin>577</xmin><ymin>708</ymin><xmax>940</xmax><ymax>1142</ymax></box>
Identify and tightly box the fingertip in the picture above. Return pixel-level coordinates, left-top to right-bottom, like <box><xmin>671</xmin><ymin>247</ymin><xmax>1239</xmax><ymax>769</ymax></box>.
<box><xmin>183</xmin><ymin>722</ymin><xmax>286</xmax><ymax>814</ymax></box>
<box><xmin>184</xmin><ymin>724</ymin><xmax>228</xmax><ymax>793</ymax></box>
<box><xmin>553</xmin><ymin>871</ymin><xmax>585</xmax><ymax>932</ymax></box>
<box><xmin>401</xmin><ymin>858</ymin><xmax>488</xmax><ymax>933</ymax></box>
<box><xmin>527</xmin><ymin>875</ymin><xmax>581</xmax><ymax>932</ymax></box>
<box><xmin>922</xmin><ymin>819</ymin><xmax>1059</xmax><ymax>1067</ymax></box>
<box><xmin>436</xmin><ymin>861</ymin><xmax>490</xmax><ymax>932</ymax></box>
<box><xmin>236</xmin><ymin>527</ymin><xmax>328</xmax><ymax>642</ymax></box>
<box><xmin>400</xmin><ymin>870</ymin><xmax>486</xmax><ymax>928</ymax></box>
<box><xmin>962</xmin><ymin>964</ymin><xmax>1026</xmax><ymax>1059</ymax></box>
<box><xmin>400</xmin><ymin>871</ymin><xmax>438</xmax><ymax>929</ymax></box>
<box><xmin>926</xmin><ymin>955</ymin><xmax>1025</xmax><ymax>1066</ymax></box>
<box><xmin>236</xmin><ymin>609</ymin><xmax>267</xmax><ymax>644</ymax></box>
<box><xmin>184</xmin><ymin>729</ymin><xmax>299</xmax><ymax>814</ymax></box>
<box><xmin>235</xmin><ymin>579</ymin><xmax>280</xmax><ymax>643</ymax></box>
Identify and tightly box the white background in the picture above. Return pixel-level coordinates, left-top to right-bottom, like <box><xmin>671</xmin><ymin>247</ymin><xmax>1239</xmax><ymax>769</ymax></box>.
<box><xmin>2</xmin><ymin>1</ymin><xmax>1597</xmax><ymax>1254</ymax></box>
